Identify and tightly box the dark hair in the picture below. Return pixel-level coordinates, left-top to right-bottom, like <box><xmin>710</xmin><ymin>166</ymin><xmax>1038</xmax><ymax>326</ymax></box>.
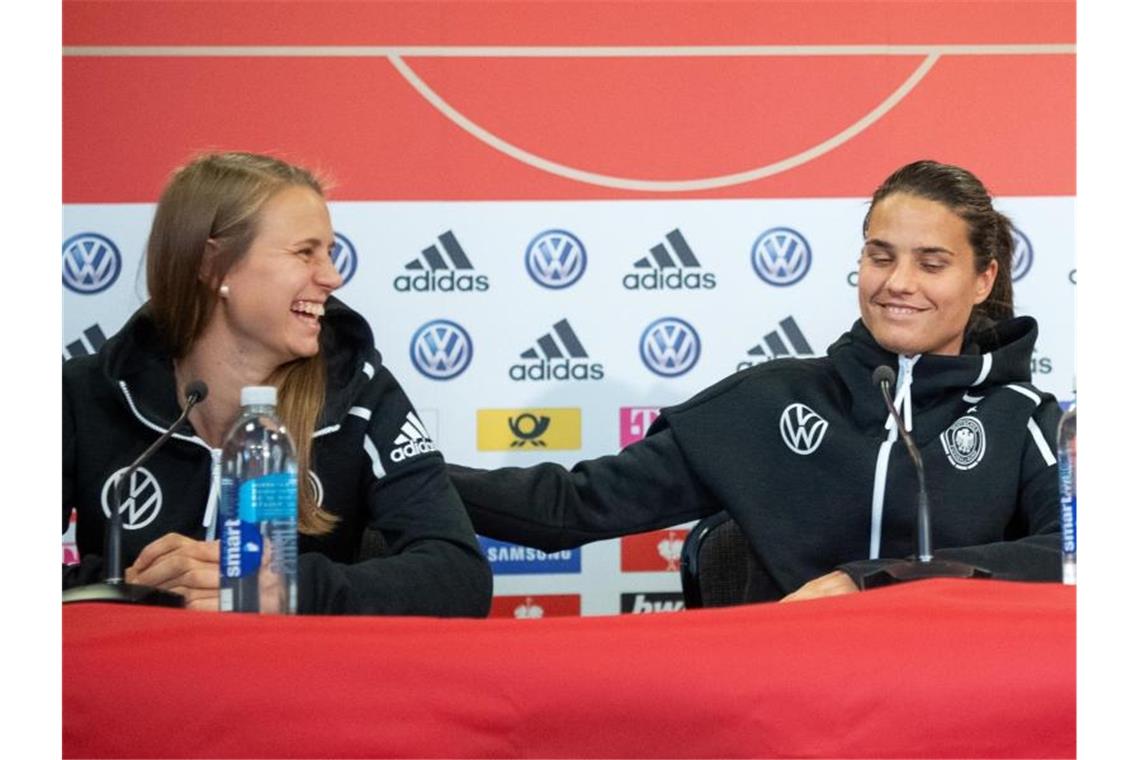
<box><xmin>863</xmin><ymin>160</ymin><xmax>1014</xmax><ymax>333</ymax></box>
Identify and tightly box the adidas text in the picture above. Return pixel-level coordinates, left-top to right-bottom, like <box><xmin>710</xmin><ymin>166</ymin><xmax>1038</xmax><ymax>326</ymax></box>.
<box><xmin>509</xmin><ymin>360</ymin><xmax>604</xmax><ymax>381</ymax></box>
<box><xmin>622</xmin><ymin>270</ymin><xmax>716</xmax><ymax>290</ymax></box>
<box><xmin>389</xmin><ymin>439</ymin><xmax>438</xmax><ymax>462</ymax></box>
<box><xmin>394</xmin><ymin>271</ymin><xmax>489</xmax><ymax>292</ymax></box>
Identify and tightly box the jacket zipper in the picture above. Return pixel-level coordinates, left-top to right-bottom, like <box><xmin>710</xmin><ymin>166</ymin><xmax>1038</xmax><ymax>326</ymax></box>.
<box><xmin>867</xmin><ymin>355</ymin><xmax>919</xmax><ymax>559</ymax></box>
<box><xmin>118</xmin><ymin>381</ymin><xmax>217</xmax><ymax>537</ymax></box>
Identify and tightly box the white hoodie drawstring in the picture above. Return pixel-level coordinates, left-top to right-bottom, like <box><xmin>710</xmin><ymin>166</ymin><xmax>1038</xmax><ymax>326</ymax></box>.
<box><xmin>884</xmin><ymin>354</ymin><xmax>920</xmax><ymax>432</ymax></box>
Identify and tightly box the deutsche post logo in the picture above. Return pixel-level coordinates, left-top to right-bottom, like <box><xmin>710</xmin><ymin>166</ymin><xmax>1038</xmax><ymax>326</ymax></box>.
<box><xmin>477</xmin><ymin>408</ymin><xmax>581</xmax><ymax>451</ymax></box>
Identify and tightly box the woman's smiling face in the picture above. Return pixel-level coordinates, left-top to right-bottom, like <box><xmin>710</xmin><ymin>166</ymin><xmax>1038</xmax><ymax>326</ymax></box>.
<box><xmin>217</xmin><ymin>186</ymin><xmax>343</xmax><ymax>366</ymax></box>
<box><xmin>858</xmin><ymin>192</ymin><xmax>997</xmax><ymax>357</ymax></box>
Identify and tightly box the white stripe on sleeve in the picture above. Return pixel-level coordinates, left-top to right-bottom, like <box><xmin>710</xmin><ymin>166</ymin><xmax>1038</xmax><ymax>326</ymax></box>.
<box><xmin>1005</xmin><ymin>384</ymin><xmax>1043</xmax><ymax>406</ymax></box>
<box><xmin>1027</xmin><ymin>418</ymin><xmax>1058</xmax><ymax>467</ymax></box>
<box><xmin>363</xmin><ymin>433</ymin><xmax>387</xmax><ymax>479</ymax></box>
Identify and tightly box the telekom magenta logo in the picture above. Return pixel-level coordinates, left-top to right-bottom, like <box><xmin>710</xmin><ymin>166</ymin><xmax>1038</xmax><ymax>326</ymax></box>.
<box><xmin>620</xmin><ymin>407</ymin><xmax>661</xmax><ymax>448</ymax></box>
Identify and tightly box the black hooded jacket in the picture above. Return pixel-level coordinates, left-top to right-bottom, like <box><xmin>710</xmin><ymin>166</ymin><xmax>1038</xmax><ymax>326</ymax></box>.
<box><xmin>63</xmin><ymin>297</ymin><xmax>491</xmax><ymax>616</ymax></box>
<box><xmin>451</xmin><ymin>317</ymin><xmax>1062</xmax><ymax>593</ymax></box>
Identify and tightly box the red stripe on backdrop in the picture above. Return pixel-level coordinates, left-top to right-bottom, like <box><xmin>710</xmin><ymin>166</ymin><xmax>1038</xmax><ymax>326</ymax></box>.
<box><xmin>63</xmin><ymin>0</ymin><xmax>1074</xmax><ymax>47</ymax></box>
<box><xmin>63</xmin><ymin>51</ymin><xmax>1074</xmax><ymax>202</ymax></box>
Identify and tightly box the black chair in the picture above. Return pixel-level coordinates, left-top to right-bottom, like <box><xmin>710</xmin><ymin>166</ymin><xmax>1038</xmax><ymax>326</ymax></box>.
<box><xmin>357</xmin><ymin>526</ymin><xmax>388</xmax><ymax>561</ymax></box>
<box><xmin>680</xmin><ymin>512</ymin><xmax>781</xmax><ymax>608</ymax></box>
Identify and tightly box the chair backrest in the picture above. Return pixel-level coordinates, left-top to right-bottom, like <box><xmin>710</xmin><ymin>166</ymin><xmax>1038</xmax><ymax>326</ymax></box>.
<box><xmin>357</xmin><ymin>527</ymin><xmax>388</xmax><ymax>561</ymax></box>
<box><xmin>680</xmin><ymin>512</ymin><xmax>781</xmax><ymax>608</ymax></box>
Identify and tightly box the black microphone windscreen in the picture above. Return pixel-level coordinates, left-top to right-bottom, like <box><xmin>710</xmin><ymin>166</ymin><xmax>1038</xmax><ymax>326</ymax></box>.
<box><xmin>185</xmin><ymin>380</ymin><xmax>209</xmax><ymax>404</ymax></box>
<box><xmin>872</xmin><ymin>365</ymin><xmax>896</xmax><ymax>389</ymax></box>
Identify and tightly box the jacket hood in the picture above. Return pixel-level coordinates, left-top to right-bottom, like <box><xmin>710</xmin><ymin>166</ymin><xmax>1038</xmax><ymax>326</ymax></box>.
<box><xmin>315</xmin><ymin>296</ymin><xmax>379</xmax><ymax>428</ymax></box>
<box><xmin>97</xmin><ymin>295</ymin><xmax>378</xmax><ymax>432</ymax></box>
<box><xmin>828</xmin><ymin>315</ymin><xmax>1038</xmax><ymax>440</ymax></box>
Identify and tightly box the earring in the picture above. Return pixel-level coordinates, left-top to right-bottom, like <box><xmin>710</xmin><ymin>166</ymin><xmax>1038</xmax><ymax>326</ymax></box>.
<box><xmin>219</xmin><ymin>284</ymin><xmax>230</xmax><ymax>299</ymax></box>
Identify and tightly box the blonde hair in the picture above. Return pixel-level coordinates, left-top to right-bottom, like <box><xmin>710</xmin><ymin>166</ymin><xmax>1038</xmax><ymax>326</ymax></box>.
<box><xmin>146</xmin><ymin>151</ymin><xmax>336</xmax><ymax>535</ymax></box>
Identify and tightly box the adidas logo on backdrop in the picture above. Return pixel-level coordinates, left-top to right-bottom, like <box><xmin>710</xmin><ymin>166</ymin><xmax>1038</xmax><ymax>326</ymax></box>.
<box><xmin>394</xmin><ymin>230</ymin><xmax>489</xmax><ymax>293</ymax></box>
<box><xmin>388</xmin><ymin>412</ymin><xmax>438</xmax><ymax>463</ymax></box>
<box><xmin>736</xmin><ymin>316</ymin><xmax>814</xmax><ymax>371</ymax></box>
<box><xmin>63</xmin><ymin>324</ymin><xmax>107</xmax><ymax>361</ymax></box>
<box><xmin>509</xmin><ymin>319</ymin><xmax>604</xmax><ymax>382</ymax></box>
<box><xmin>623</xmin><ymin>229</ymin><xmax>716</xmax><ymax>291</ymax></box>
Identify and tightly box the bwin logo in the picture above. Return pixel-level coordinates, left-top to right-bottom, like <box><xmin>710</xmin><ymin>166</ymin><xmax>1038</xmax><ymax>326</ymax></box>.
<box><xmin>395</xmin><ymin>230</ymin><xmax>489</xmax><ymax>293</ymax></box>
<box><xmin>508</xmin><ymin>413</ymin><xmax>551</xmax><ymax>447</ymax></box>
<box><xmin>63</xmin><ymin>324</ymin><xmax>108</xmax><ymax>361</ymax></box>
<box><xmin>622</xmin><ymin>593</ymin><xmax>685</xmax><ymax>614</ymax></box>
<box><xmin>640</xmin><ymin>317</ymin><xmax>701</xmax><ymax>378</ymax></box>
<box><xmin>62</xmin><ymin>233</ymin><xmax>122</xmax><ymax>294</ymax></box>
<box><xmin>331</xmin><ymin>232</ymin><xmax>358</xmax><ymax>285</ymax></box>
<box><xmin>525</xmin><ymin>229</ymin><xmax>587</xmax><ymax>289</ymax></box>
<box><xmin>779</xmin><ymin>403</ymin><xmax>829</xmax><ymax>455</ymax></box>
<box><xmin>1010</xmin><ymin>226</ymin><xmax>1033</xmax><ymax>282</ymax></box>
<box><xmin>751</xmin><ymin>227</ymin><xmax>811</xmax><ymax>286</ymax></box>
<box><xmin>510</xmin><ymin>319</ymin><xmax>604</xmax><ymax>381</ymax></box>
<box><xmin>100</xmin><ymin>466</ymin><xmax>163</xmax><ymax>530</ymax></box>
<box><xmin>389</xmin><ymin>412</ymin><xmax>438</xmax><ymax>462</ymax></box>
<box><xmin>623</xmin><ymin>228</ymin><xmax>716</xmax><ymax>290</ymax></box>
<box><xmin>737</xmin><ymin>316</ymin><xmax>813</xmax><ymax>371</ymax></box>
<box><xmin>410</xmin><ymin>319</ymin><xmax>473</xmax><ymax>380</ymax></box>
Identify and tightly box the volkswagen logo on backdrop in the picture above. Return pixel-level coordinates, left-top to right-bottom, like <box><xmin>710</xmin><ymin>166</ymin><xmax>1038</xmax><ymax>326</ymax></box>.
<box><xmin>525</xmin><ymin>229</ymin><xmax>587</xmax><ymax>289</ymax></box>
<box><xmin>410</xmin><ymin>319</ymin><xmax>473</xmax><ymax>380</ymax></box>
<box><xmin>640</xmin><ymin>317</ymin><xmax>701</xmax><ymax>377</ymax></box>
<box><xmin>62</xmin><ymin>232</ymin><xmax>122</xmax><ymax>294</ymax></box>
<box><xmin>331</xmin><ymin>232</ymin><xmax>358</xmax><ymax>285</ymax></box>
<box><xmin>751</xmin><ymin>227</ymin><xmax>811</xmax><ymax>286</ymax></box>
<box><xmin>1010</xmin><ymin>226</ymin><xmax>1033</xmax><ymax>282</ymax></box>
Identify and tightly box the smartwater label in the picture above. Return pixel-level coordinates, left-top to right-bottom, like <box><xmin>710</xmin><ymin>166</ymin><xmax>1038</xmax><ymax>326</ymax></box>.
<box><xmin>221</xmin><ymin>475</ymin><xmax>260</xmax><ymax>580</ymax></box>
<box><xmin>240</xmin><ymin>472</ymin><xmax>297</xmax><ymax>520</ymax></box>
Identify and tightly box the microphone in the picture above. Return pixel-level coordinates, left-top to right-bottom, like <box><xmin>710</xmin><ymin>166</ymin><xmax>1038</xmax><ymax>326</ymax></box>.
<box><xmin>860</xmin><ymin>366</ymin><xmax>991</xmax><ymax>589</ymax></box>
<box><xmin>63</xmin><ymin>380</ymin><xmax>209</xmax><ymax>607</ymax></box>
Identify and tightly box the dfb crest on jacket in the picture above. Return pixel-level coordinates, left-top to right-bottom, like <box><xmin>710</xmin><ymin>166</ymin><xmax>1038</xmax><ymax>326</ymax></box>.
<box><xmin>941</xmin><ymin>415</ymin><xmax>987</xmax><ymax>470</ymax></box>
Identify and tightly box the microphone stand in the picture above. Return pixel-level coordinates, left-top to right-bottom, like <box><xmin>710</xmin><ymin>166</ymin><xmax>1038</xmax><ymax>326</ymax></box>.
<box><xmin>860</xmin><ymin>369</ymin><xmax>991</xmax><ymax>590</ymax></box>
<box><xmin>63</xmin><ymin>383</ymin><xmax>208</xmax><ymax>607</ymax></box>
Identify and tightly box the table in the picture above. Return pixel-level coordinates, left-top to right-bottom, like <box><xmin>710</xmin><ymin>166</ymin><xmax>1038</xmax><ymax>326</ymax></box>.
<box><xmin>63</xmin><ymin>578</ymin><xmax>1074</xmax><ymax>758</ymax></box>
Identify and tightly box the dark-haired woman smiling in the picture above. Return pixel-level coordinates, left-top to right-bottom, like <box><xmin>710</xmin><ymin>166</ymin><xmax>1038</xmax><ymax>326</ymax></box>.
<box><xmin>451</xmin><ymin>160</ymin><xmax>1061</xmax><ymax>602</ymax></box>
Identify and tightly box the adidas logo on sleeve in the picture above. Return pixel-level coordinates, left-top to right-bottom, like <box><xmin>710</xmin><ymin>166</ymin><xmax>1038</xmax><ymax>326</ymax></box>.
<box><xmin>388</xmin><ymin>412</ymin><xmax>439</xmax><ymax>463</ymax></box>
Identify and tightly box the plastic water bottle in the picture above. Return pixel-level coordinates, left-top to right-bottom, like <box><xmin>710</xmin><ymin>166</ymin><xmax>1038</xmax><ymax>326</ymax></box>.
<box><xmin>1057</xmin><ymin>404</ymin><xmax>1077</xmax><ymax>585</ymax></box>
<box><xmin>218</xmin><ymin>386</ymin><xmax>298</xmax><ymax>613</ymax></box>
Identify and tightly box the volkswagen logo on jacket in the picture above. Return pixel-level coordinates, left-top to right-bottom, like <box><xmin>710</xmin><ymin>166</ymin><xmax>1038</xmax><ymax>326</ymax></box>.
<box><xmin>779</xmin><ymin>403</ymin><xmax>829</xmax><ymax>455</ymax></box>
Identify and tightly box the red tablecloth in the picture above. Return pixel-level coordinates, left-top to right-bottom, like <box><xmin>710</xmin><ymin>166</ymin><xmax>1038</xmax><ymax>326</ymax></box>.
<box><xmin>63</xmin><ymin>578</ymin><xmax>1074</xmax><ymax>758</ymax></box>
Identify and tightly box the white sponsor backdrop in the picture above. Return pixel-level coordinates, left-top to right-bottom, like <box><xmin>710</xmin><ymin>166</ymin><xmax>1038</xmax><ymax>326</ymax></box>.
<box><xmin>63</xmin><ymin>197</ymin><xmax>1075</xmax><ymax>615</ymax></box>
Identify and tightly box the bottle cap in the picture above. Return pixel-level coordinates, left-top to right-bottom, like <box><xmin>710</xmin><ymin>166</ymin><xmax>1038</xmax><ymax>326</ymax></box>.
<box><xmin>240</xmin><ymin>385</ymin><xmax>277</xmax><ymax>407</ymax></box>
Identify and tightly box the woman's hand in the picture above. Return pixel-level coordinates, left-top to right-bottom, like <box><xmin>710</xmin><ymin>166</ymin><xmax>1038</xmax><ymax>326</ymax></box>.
<box><xmin>779</xmin><ymin>570</ymin><xmax>858</xmax><ymax>603</ymax></box>
<box><xmin>126</xmin><ymin>533</ymin><xmax>220</xmax><ymax>611</ymax></box>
